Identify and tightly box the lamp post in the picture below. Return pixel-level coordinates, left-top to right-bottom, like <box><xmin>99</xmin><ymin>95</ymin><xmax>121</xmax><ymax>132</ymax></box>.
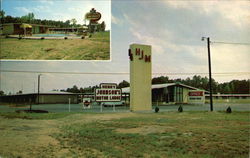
<box><xmin>202</xmin><ymin>37</ymin><xmax>213</xmax><ymax>111</ymax></box>
<box><xmin>37</xmin><ymin>74</ymin><xmax>42</xmax><ymax>104</ymax></box>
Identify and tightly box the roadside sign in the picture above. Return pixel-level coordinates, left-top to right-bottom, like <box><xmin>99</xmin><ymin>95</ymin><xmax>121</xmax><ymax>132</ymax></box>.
<box><xmin>85</xmin><ymin>8</ymin><xmax>101</xmax><ymax>22</ymax></box>
<box><xmin>95</xmin><ymin>83</ymin><xmax>122</xmax><ymax>102</ymax></box>
<box><xmin>188</xmin><ymin>90</ymin><xmax>205</xmax><ymax>104</ymax></box>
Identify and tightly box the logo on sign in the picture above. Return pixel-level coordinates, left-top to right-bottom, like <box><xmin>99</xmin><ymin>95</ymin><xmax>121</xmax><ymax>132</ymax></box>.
<box><xmin>85</xmin><ymin>8</ymin><xmax>101</xmax><ymax>21</ymax></box>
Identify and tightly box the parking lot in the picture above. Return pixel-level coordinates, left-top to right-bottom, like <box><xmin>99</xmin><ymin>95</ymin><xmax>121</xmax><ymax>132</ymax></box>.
<box><xmin>0</xmin><ymin>102</ymin><xmax>249</xmax><ymax>113</ymax></box>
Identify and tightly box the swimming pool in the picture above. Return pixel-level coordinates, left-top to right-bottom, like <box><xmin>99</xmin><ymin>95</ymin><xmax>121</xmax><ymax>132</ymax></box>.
<box><xmin>33</xmin><ymin>34</ymin><xmax>79</xmax><ymax>37</ymax></box>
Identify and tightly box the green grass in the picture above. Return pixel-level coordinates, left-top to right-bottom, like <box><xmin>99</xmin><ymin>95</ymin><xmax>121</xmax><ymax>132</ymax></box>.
<box><xmin>55</xmin><ymin>112</ymin><xmax>249</xmax><ymax>158</ymax></box>
<box><xmin>0</xmin><ymin>111</ymin><xmax>249</xmax><ymax>158</ymax></box>
<box><xmin>209</xmin><ymin>98</ymin><xmax>250</xmax><ymax>104</ymax></box>
<box><xmin>0</xmin><ymin>112</ymin><xmax>76</xmax><ymax>120</ymax></box>
<box><xmin>0</xmin><ymin>31</ymin><xmax>110</xmax><ymax>60</ymax></box>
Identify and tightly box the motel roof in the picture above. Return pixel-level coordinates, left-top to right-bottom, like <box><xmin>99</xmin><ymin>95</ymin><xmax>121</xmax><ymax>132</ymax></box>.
<box><xmin>2</xmin><ymin>91</ymin><xmax>76</xmax><ymax>97</ymax></box>
<box><xmin>1</xmin><ymin>23</ymin><xmax>55</xmax><ymax>27</ymax></box>
<box><xmin>121</xmin><ymin>83</ymin><xmax>202</xmax><ymax>93</ymax></box>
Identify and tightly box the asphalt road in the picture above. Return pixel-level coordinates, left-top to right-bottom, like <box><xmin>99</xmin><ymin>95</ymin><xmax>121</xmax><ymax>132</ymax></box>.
<box><xmin>0</xmin><ymin>102</ymin><xmax>249</xmax><ymax>113</ymax></box>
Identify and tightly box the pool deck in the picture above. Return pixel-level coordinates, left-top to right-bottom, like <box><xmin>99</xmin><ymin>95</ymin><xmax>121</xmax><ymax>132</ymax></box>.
<box><xmin>6</xmin><ymin>35</ymin><xmax>88</xmax><ymax>40</ymax></box>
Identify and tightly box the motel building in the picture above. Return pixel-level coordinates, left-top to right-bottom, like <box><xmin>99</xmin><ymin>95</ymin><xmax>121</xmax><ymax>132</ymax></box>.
<box><xmin>1</xmin><ymin>83</ymin><xmax>249</xmax><ymax>106</ymax></box>
<box><xmin>1</xmin><ymin>23</ymin><xmax>53</xmax><ymax>35</ymax></box>
<box><xmin>0</xmin><ymin>91</ymin><xmax>78</xmax><ymax>105</ymax></box>
<box><xmin>122</xmin><ymin>83</ymin><xmax>206</xmax><ymax>105</ymax></box>
<box><xmin>0</xmin><ymin>23</ymin><xmax>88</xmax><ymax>36</ymax></box>
<box><xmin>122</xmin><ymin>83</ymin><xmax>250</xmax><ymax>105</ymax></box>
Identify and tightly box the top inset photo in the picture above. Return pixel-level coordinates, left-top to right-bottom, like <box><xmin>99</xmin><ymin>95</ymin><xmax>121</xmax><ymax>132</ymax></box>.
<box><xmin>0</xmin><ymin>0</ymin><xmax>111</xmax><ymax>60</ymax></box>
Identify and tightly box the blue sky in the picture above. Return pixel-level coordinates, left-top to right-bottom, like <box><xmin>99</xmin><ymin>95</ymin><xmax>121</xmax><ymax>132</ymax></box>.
<box><xmin>1</xmin><ymin>0</ymin><xmax>111</xmax><ymax>29</ymax></box>
<box><xmin>0</xmin><ymin>0</ymin><xmax>250</xmax><ymax>94</ymax></box>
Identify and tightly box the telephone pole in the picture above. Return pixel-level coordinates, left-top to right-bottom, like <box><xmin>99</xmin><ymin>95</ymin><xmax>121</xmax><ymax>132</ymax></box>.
<box><xmin>202</xmin><ymin>37</ymin><xmax>213</xmax><ymax>111</ymax></box>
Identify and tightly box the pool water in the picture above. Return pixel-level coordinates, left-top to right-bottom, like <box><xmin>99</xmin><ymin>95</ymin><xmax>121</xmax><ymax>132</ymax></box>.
<box><xmin>33</xmin><ymin>34</ymin><xmax>78</xmax><ymax>37</ymax></box>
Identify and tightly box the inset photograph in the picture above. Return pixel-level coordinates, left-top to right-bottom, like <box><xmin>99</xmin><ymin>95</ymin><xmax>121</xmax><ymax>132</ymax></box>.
<box><xmin>0</xmin><ymin>0</ymin><xmax>110</xmax><ymax>60</ymax></box>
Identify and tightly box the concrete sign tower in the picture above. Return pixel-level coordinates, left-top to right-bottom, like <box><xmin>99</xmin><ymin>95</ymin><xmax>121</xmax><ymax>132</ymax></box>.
<box><xmin>129</xmin><ymin>44</ymin><xmax>152</xmax><ymax>111</ymax></box>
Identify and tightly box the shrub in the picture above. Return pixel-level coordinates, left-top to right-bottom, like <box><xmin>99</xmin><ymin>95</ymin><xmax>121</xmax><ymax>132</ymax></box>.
<box><xmin>178</xmin><ymin>105</ymin><xmax>183</xmax><ymax>112</ymax></box>
<box><xmin>226</xmin><ymin>106</ymin><xmax>232</xmax><ymax>113</ymax></box>
<box><xmin>155</xmin><ymin>107</ymin><xmax>159</xmax><ymax>113</ymax></box>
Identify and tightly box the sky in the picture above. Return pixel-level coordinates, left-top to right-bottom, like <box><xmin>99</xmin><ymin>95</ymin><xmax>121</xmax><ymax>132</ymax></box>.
<box><xmin>0</xmin><ymin>0</ymin><xmax>250</xmax><ymax>94</ymax></box>
<box><xmin>1</xmin><ymin>0</ymin><xmax>111</xmax><ymax>29</ymax></box>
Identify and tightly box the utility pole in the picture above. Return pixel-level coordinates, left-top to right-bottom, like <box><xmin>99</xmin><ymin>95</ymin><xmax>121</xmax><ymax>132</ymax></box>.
<box><xmin>202</xmin><ymin>37</ymin><xmax>213</xmax><ymax>111</ymax></box>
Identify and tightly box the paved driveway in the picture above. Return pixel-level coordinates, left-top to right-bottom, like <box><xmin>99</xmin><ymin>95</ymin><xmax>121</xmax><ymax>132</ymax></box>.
<box><xmin>0</xmin><ymin>102</ymin><xmax>249</xmax><ymax>113</ymax></box>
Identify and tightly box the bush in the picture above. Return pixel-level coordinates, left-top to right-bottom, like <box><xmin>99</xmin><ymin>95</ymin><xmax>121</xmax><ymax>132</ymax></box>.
<box><xmin>178</xmin><ymin>105</ymin><xmax>183</xmax><ymax>112</ymax></box>
<box><xmin>226</xmin><ymin>106</ymin><xmax>232</xmax><ymax>113</ymax></box>
<box><xmin>155</xmin><ymin>107</ymin><xmax>159</xmax><ymax>113</ymax></box>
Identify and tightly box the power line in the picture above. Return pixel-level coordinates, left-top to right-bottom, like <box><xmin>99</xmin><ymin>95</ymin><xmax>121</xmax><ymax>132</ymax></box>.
<box><xmin>0</xmin><ymin>70</ymin><xmax>128</xmax><ymax>75</ymax></box>
<box><xmin>1</xmin><ymin>70</ymin><xmax>250</xmax><ymax>76</ymax></box>
<box><xmin>211</xmin><ymin>41</ymin><xmax>250</xmax><ymax>45</ymax></box>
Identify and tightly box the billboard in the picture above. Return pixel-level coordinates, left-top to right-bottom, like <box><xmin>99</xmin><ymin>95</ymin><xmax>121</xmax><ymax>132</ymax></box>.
<box><xmin>95</xmin><ymin>83</ymin><xmax>122</xmax><ymax>102</ymax></box>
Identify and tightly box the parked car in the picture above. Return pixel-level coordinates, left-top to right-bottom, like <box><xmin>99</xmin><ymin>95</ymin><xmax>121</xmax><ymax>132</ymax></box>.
<box><xmin>102</xmin><ymin>101</ymin><xmax>125</xmax><ymax>107</ymax></box>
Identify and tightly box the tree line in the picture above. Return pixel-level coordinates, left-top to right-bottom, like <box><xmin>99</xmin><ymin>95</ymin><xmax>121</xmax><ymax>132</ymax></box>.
<box><xmin>0</xmin><ymin>75</ymin><xmax>248</xmax><ymax>96</ymax></box>
<box><xmin>0</xmin><ymin>10</ymin><xmax>82</xmax><ymax>28</ymax></box>
<box><xmin>62</xmin><ymin>75</ymin><xmax>249</xmax><ymax>94</ymax></box>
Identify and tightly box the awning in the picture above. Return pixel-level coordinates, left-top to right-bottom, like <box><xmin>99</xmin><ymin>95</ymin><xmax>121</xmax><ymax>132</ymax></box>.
<box><xmin>20</xmin><ymin>23</ymin><xmax>32</xmax><ymax>28</ymax></box>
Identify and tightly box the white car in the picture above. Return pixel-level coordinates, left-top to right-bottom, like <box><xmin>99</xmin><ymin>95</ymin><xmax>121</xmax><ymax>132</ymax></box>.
<box><xmin>102</xmin><ymin>101</ymin><xmax>125</xmax><ymax>107</ymax></box>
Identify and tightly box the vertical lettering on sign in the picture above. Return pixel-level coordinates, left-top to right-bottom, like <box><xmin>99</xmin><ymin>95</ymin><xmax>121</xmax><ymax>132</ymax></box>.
<box><xmin>136</xmin><ymin>48</ymin><xmax>140</xmax><ymax>55</ymax></box>
<box><xmin>139</xmin><ymin>50</ymin><xmax>144</xmax><ymax>60</ymax></box>
<box><xmin>145</xmin><ymin>55</ymin><xmax>151</xmax><ymax>62</ymax></box>
<box><xmin>128</xmin><ymin>49</ymin><xmax>133</xmax><ymax>61</ymax></box>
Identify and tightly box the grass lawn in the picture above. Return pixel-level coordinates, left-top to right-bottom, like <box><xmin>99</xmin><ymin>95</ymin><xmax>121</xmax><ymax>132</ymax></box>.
<box><xmin>208</xmin><ymin>99</ymin><xmax>250</xmax><ymax>104</ymax></box>
<box><xmin>0</xmin><ymin>111</ymin><xmax>249</xmax><ymax>158</ymax></box>
<box><xmin>0</xmin><ymin>31</ymin><xmax>110</xmax><ymax>60</ymax></box>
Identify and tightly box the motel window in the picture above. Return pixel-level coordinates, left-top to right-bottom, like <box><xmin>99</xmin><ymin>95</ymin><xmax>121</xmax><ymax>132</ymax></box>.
<box><xmin>175</xmin><ymin>86</ymin><xmax>183</xmax><ymax>103</ymax></box>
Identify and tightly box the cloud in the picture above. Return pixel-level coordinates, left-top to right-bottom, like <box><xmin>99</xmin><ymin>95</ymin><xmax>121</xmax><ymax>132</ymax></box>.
<box><xmin>38</xmin><ymin>0</ymin><xmax>54</xmax><ymax>5</ymax></box>
<box><xmin>33</xmin><ymin>6</ymin><xmax>51</xmax><ymax>13</ymax></box>
<box><xmin>211</xmin><ymin>44</ymin><xmax>250</xmax><ymax>72</ymax></box>
<box><xmin>14</xmin><ymin>7</ymin><xmax>31</xmax><ymax>14</ymax></box>
<box><xmin>111</xmin><ymin>14</ymin><xmax>123</xmax><ymax>25</ymax></box>
<box><xmin>111</xmin><ymin>0</ymin><xmax>249</xmax><ymax>83</ymax></box>
<box><xmin>164</xmin><ymin>1</ymin><xmax>250</xmax><ymax>29</ymax></box>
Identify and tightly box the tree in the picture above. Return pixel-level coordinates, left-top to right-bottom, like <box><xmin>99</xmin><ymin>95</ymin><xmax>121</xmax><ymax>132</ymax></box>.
<box><xmin>70</xmin><ymin>18</ymin><xmax>77</xmax><ymax>27</ymax></box>
<box><xmin>66</xmin><ymin>85</ymin><xmax>80</xmax><ymax>93</ymax></box>
<box><xmin>27</xmin><ymin>12</ymin><xmax>34</xmax><ymax>23</ymax></box>
<box><xmin>0</xmin><ymin>10</ymin><xmax>5</xmax><ymax>18</ymax></box>
<box><xmin>118</xmin><ymin>80</ymin><xmax>130</xmax><ymax>88</ymax></box>
<box><xmin>65</xmin><ymin>20</ymin><xmax>71</xmax><ymax>27</ymax></box>
<box><xmin>152</xmin><ymin>76</ymin><xmax>169</xmax><ymax>84</ymax></box>
<box><xmin>0</xmin><ymin>10</ymin><xmax>5</xmax><ymax>23</ymax></box>
<box><xmin>0</xmin><ymin>90</ymin><xmax>4</xmax><ymax>96</ymax></box>
<box><xmin>100</xmin><ymin>21</ymin><xmax>106</xmax><ymax>31</ymax></box>
<box><xmin>4</xmin><ymin>15</ymin><xmax>16</xmax><ymax>23</ymax></box>
<box><xmin>20</xmin><ymin>12</ymin><xmax>35</xmax><ymax>23</ymax></box>
<box><xmin>16</xmin><ymin>90</ymin><xmax>22</xmax><ymax>94</ymax></box>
